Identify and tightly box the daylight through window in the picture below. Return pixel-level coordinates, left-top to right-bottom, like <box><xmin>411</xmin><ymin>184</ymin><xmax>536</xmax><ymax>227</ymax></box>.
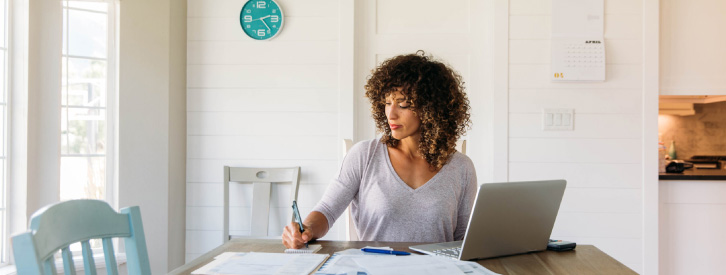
<box><xmin>60</xmin><ymin>0</ymin><xmax>113</xmax><ymax>204</ymax></box>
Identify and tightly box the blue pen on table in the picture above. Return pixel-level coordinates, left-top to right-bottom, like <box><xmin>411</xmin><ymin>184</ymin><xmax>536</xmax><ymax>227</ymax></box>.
<box><xmin>361</xmin><ymin>248</ymin><xmax>411</xmax><ymax>255</ymax></box>
<box><xmin>291</xmin><ymin>200</ymin><xmax>308</xmax><ymax>248</ymax></box>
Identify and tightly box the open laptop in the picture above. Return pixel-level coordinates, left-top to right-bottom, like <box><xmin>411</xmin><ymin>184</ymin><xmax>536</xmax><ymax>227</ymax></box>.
<box><xmin>410</xmin><ymin>179</ymin><xmax>567</xmax><ymax>261</ymax></box>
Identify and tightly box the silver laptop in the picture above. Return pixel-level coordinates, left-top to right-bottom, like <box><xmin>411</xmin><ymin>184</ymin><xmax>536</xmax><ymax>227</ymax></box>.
<box><xmin>410</xmin><ymin>179</ymin><xmax>567</xmax><ymax>261</ymax></box>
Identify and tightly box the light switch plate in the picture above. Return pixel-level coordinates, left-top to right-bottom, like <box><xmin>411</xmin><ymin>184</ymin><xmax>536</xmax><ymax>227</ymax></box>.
<box><xmin>543</xmin><ymin>108</ymin><xmax>574</xmax><ymax>130</ymax></box>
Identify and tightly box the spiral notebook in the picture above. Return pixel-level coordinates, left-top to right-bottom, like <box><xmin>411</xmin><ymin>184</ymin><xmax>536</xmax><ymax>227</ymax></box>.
<box><xmin>192</xmin><ymin>252</ymin><xmax>328</xmax><ymax>275</ymax></box>
<box><xmin>285</xmin><ymin>244</ymin><xmax>322</xmax><ymax>254</ymax></box>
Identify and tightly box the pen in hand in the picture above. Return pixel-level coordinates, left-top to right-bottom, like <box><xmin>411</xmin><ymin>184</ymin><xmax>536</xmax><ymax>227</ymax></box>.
<box><xmin>291</xmin><ymin>200</ymin><xmax>308</xmax><ymax>248</ymax></box>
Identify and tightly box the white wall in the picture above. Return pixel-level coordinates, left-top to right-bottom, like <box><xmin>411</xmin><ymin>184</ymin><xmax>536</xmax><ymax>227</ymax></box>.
<box><xmin>506</xmin><ymin>0</ymin><xmax>644</xmax><ymax>272</ymax></box>
<box><xmin>352</xmin><ymin>0</ymin><xmax>494</xmax><ymax>183</ymax></box>
<box><xmin>185</xmin><ymin>0</ymin><xmax>345</xmax><ymax>262</ymax></box>
<box><xmin>185</xmin><ymin>0</ymin><xmax>648</xmax><ymax>272</ymax></box>
<box><xmin>118</xmin><ymin>0</ymin><xmax>187</xmax><ymax>273</ymax></box>
<box><xmin>7</xmin><ymin>0</ymin><xmax>31</xmax><ymax>256</ymax></box>
<box><xmin>169</xmin><ymin>0</ymin><xmax>188</xmax><ymax>270</ymax></box>
<box><xmin>26</xmin><ymin>0</ymin><xmax>62</xmax><ymax>220</ymax></box>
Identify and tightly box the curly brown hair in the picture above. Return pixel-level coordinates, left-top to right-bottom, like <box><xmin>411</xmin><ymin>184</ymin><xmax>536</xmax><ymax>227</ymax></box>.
<box><xmin>365</xmin><ymin>51</ymin><xmax>471</xmax><ymax>170</ymax></box>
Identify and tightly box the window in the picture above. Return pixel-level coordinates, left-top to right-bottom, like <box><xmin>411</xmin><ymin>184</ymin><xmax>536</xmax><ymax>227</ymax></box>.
<box><xmin>60</xmin><ymin>0</ymin><xmax>115</xmax><ymax>204</ymax></box>
<box><xmin>0</xmin><ymin>0</ymin><xmax>7</xmax><ymax>265</ymax></box>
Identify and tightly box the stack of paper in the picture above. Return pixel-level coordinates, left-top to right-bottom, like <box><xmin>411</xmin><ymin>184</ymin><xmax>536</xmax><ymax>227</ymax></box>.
<box><xmin>315</xmin><ymin>248</ymin><xmax>500</xmax><ymax>275</ymax></box>
<box><xmin>192</xmin><ymin>252</ymin><xmax>328</xmax><ymax>275</ymax></box>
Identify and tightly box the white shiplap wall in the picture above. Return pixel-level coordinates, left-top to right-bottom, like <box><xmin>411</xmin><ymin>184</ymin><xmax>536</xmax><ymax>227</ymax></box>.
<box><xmin>353</xmin><ymin>0</ymin><xmax>493</xmax><ymax>183</ymax></box>
<box><xmin>507</xmin><ymin>0</ymin><xmax>643</xmax><ymax>272</ymax></box>
<box><xmin>185</xmin><ymin>0</ymin><xmax>345</xmax><ymax>262</ymax></box>
<box><xmin>186</xmin><ymin>0</ymin><xmax>648</xmax><ymax>271</ymax></box>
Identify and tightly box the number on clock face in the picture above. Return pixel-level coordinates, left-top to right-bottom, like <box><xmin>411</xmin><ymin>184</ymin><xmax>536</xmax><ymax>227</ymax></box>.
<box><xmin>240</xmin><ymin>0</ymin><xmax>284</xmax><ymax>40</ymax></box>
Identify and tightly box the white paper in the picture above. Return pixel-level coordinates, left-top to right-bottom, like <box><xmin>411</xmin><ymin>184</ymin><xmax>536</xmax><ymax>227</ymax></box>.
<box><xmin>193</xmin><ymin>252</ymin><xmax>327</xmax><ymax>275</ymax></box>
<box><xmin>551</xmin><ymin>0</ymin><xmax>603</xmax><ymax>38</ymax></box>
<box><xmin>315</xmin><ymin>250</ymin><xmax>500</xmax><ymax>275</ymax></box>
<box><xmin>452</xmin><ymin>260</ymin><xmax>501</xmax><ymax>275</ymax></box>
<box><xmin>316</xmin><ymin>252</ymin><xmax>388</xmax><ymax>274</ymax></box>
<box><xmin>213</xmin><ymin>252</ymin><xmax>241</xmax><ymax>261</ymax></box>
<box><xmin>352</xmin><ymin>255</ymin><xmax>465</xmax><ymax>275</ymax></box>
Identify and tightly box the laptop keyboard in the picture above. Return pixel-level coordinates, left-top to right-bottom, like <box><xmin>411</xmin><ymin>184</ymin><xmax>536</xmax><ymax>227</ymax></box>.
<box><xmin>432</xmin><ymin>247</ymin><xmax>462</xmax><ymax>259</ymax></box>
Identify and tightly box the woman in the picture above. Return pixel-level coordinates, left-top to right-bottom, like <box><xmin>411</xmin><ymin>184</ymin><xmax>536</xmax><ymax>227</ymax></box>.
<box><xmin>282</xmin><ymin>51</ymin><xmax>475</xmax><ymax>249</ymax></box>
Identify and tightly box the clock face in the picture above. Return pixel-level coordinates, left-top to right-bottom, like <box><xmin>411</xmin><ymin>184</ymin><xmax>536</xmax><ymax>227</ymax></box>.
<box><xmin>240</xmin><ymin>0</ymin><xmax>284</xmax><ymax>40</ymax></box>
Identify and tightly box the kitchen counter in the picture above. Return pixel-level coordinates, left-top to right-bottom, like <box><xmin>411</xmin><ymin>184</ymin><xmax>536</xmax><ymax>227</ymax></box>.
<box><xmin>659</xmin><ymin>168</ymin><xmax>726</xmax><ymax>180</ymax></box>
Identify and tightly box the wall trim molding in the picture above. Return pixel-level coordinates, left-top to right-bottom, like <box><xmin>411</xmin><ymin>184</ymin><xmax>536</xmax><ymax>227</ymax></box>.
<box><xmin>642</xmin><ymin>0</ymin><xmax>660</xmax><ymax>273</ymax></box>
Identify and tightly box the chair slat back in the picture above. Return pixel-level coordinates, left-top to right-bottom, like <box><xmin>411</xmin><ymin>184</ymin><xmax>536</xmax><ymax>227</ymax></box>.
<box><xmin>12</xmin><ymin>200</ymin><xmax>151</xmax><ymax>275</ymax></box>
<box><xmin>61</xmin><ymin>247</ymin><xmax>75</xmax><ymax>275</ymax></box>
<box><xmin>43</xmin><ymin>258</ymin><xmax>57</xmax><ymax>275</ymax></box>
<box><xmin>223</xmin><ymin>166</ymin><xmax>301</xmax><ymax>242</ymax></box>
<box><xmin>103</xmin><ymin>238</ymin><xmax>119</xmax><ymax>275</ymax></box>
<box><xmin>81</xmin><ymin>241</ymin><xmax>96</xmax><ymax>275</ymax></box>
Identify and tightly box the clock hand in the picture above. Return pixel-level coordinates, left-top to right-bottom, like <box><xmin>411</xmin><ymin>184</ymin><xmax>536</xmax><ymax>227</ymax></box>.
<box><xmin>258</xmin><ymin>15</ymin><xmax>270</xmax><ymax>20</ymax></box>
<box><xmin>259</xmin><ymin>18</ymin><xmax>271</xmax><ymax>31</ymax></box>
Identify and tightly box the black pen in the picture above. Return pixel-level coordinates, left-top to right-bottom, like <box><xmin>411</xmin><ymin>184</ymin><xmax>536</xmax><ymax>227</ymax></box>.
<box><xmin>291</xmin><ymin>200</ymin><xmax>308</xmax><ymax>248</ymax></box>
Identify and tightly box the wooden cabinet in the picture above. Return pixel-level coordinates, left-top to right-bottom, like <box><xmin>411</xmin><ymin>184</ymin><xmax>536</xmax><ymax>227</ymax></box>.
<box><xmin>660</xmin><ymin>0</ymin><xmax>726</xmax><ymax>95</ymax></box>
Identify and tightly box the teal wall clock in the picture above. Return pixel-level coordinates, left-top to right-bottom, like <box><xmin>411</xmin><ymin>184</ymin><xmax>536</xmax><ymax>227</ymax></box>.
<box><xmin>240</xmin><ymin>0</ymin><xmax>284</xmax><ymax>40</ymax></box>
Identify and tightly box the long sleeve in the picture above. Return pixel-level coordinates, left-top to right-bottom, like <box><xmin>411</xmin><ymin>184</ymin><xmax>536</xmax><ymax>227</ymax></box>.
<box><xmin>311</xmin><ymin>140</ymin><xmax>373</xmax><ymax>230</ymax></box>
<box><xmin>454</xmin><ymin>158</ymin><xmax>477</xmax><ymax>241</ymax></box>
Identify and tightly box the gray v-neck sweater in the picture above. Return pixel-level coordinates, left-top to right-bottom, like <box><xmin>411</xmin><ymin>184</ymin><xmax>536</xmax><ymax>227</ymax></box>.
<box><xmin>312</xmin><ymin>138</ymin><xmax>477</xmax><ymax>242</ymax></box>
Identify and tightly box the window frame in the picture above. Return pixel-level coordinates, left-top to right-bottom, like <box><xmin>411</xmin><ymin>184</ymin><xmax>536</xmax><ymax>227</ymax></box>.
<box><xmin>0</xmin><ymin>0</ymin><xmax>9</xmax><ymax>266</ymax></box>
<box><xmin>1</xmin><ymin>0</ymin><xmax>122</xmax><ymax>267</ymax></box>
<box><xmin>60</xmin><ymin>0</ymin><xmax>117</xmax><ymax>208</ymax></box>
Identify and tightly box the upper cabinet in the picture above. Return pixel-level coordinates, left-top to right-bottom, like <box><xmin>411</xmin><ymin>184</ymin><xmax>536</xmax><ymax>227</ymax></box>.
<box><xmin>660</xmin><ymin>0</ymin><xmax>726</xmax><ymax>95</ymax></box>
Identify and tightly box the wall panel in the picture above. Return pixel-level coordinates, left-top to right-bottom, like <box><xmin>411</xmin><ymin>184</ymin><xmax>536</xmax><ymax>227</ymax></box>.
<box><xmin>507</xmin><ymin>0</ymin><xmax>644</xmax><ymax>272</ymax></box>
<box><xmin>185</xmin><ymin>0</ymin><xmax>344</xmax><ymax>263</ymax></box>
<box><xmin>187</xmin><ymin>89</ymin><xmax>338</xmax><ymax>112</ymax></box>
<box><xmin>188</xmin><ymin>41</ymin><xmax>338</xmax><ymax>65</ymax></box>
<box><xmin>509</xmin><ymin>162</ymin><xmax>642</xmax><ymax>189</ymax></box>
<box><xmin>509</xmin><ymin>89</ymin><xmax>642</xmax><ymax>114</ymax></box>
<box><xmin>509</xmin><ymin>113</ymin><xmax>641</xmax><ymax>138</ymax></box>
<box><xmin>509</xmin><ymin>138</ymin><xmax>641</xmax><ymax>163</ymax></box>
<box><xmin>187</xmin><ymin>112</ymin><xmax>338</xmax><ymax>136</ymax></box>
<box><xmin>376</xmin><ymin>0</ymin><xmax>470</xmax><ymax>34</ymax></box>
<box><xmin>187</xmin><ymin>64</ymin><xmax>338</xmax><ymax>88</ymax></box>
<box><xmin>187</xmin><ymin>136</ymin><xmax>338</xmax><ymax>160</ymax></box>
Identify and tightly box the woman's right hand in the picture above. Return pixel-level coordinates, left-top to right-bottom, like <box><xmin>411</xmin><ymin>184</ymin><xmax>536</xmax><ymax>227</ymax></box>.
<box><xmin>282</xmin><ymin>221</ymin><xmax>313</xmax><ymax>249</ymax></box>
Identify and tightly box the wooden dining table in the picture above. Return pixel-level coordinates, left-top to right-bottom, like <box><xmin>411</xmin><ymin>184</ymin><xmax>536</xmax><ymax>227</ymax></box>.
<box><xmin>169</xmin><ymin>239</ymin><xmax>636</xmax><ymax>275</ymax></box>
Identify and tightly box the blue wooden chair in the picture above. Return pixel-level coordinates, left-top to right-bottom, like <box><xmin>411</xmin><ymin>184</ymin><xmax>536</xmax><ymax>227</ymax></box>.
<box><xmin>11</xmin><ymin>199</ymin><xmax>151</xmax><ymax>275</ymax></box>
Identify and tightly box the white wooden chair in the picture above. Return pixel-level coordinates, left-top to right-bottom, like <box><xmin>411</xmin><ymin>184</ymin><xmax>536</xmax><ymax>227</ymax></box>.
<box><xmin>343</xmin><ymin>139</ymin><xmax>467</xmax><ymax>241</ymax></box>
<box><xmin>12</xmin><ymin>199</ymin><xmax>151</xmax><ymax>275</ymax></box>
<box><xmin>223</xmin><ymin>166</ymin><xmax>301</xmax><ymax>242</ymax></box>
